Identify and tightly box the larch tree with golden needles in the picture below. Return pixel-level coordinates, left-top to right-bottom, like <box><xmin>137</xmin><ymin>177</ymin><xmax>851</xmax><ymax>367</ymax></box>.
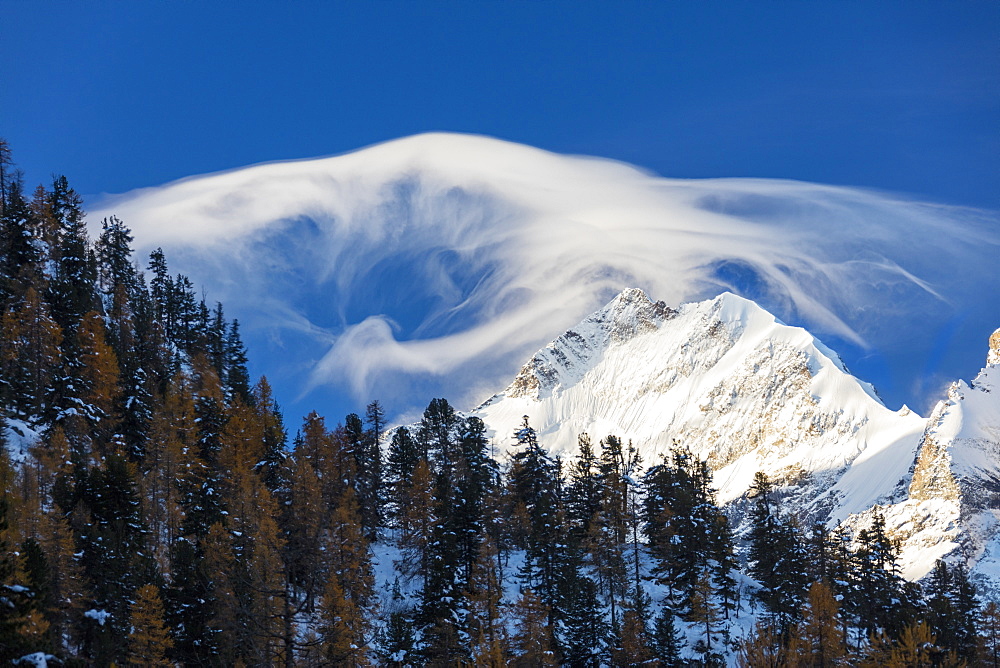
<box><xmin>511</xmin><ymin>588</ymin><xmax>558</xmax><ymax>667</ymax></box>
<box><xmin>321</xmin><ymin>486</ymin><xmax>374</xmax><ymax>665</ymax></box>
<box><xmin>127</xmin><ymin>584</ymin><xmax>173</xmax><ymax>667</ymax></box>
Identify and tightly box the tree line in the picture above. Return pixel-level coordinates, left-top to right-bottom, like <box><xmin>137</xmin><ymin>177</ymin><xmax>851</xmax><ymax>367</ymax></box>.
<box><xmin>0</xmin><ymin>139</ymin><xmax>996</xmax><ymax>666</ymax></box>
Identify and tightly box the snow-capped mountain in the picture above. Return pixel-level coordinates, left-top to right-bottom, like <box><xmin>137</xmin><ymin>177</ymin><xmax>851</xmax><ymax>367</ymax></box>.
<box><xmin>474</xmin><ymin>288</ymin><xmax>926</xmax><ymax>519</ymax></box>
<box><xmin>847</xmin><ymin>329</ymin><xmax>1000</xmax><ymax>583</ymax></box>
<box><xmin>472</xmin><ymin>288</ymin><xmax>1000</xmax><ymax>584</ymax></box>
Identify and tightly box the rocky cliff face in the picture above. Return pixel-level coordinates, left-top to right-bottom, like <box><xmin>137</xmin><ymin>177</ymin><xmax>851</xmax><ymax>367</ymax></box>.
<box><xmin>850</xmin><ymin>334</ymin><xmax>1000</xmax><ymax>584</ymax></box>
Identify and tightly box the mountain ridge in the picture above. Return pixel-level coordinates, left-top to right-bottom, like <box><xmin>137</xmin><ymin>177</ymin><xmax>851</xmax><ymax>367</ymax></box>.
<box><xmin>472</xmin><ymin>287</ymin><xmax>999</xmax><ymax>585</ymax></box>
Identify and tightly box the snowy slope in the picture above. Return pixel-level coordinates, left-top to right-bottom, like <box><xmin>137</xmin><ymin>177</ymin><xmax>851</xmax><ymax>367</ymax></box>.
<box><xmin>473</xmin><ymin>288</ymin><xmax>926</xmax><ymax>525</ymax></box>
<box><xmin>850</xmin><ymin>329</ymin><xmax>1000</xmax><ymax>582</ymax></box>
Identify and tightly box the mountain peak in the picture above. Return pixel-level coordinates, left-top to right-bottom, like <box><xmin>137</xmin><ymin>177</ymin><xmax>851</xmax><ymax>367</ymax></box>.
<box><xmin>475</xmin><ymin>290</ymin><xmax>924</xmax><ymax>526</ymax></box>
<box><xmin>989</xmin><ymin>327</ymin><xmax>1000</xmax><ymax>367</ymax></box>
<box><xmin>494</xmin><ymin>288</ymin><xmax>677</xmax><ymax>402</ymax></box>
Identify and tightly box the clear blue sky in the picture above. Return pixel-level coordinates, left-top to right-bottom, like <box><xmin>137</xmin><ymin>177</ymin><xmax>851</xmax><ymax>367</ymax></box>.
<box><xmin>2</xmin><ymin>1</ymin><xmax>998</xmax><ymax>207</ymax></box>
<box><xmin>2</xmin><ymin>1</ymin><xmax>998</xmax><ymax>421</ymax></box>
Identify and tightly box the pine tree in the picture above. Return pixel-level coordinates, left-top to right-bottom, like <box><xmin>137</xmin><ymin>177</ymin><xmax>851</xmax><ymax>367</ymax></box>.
<box><xmin>850</xmin><ymin>510</ymin><xmax>916</xmax><ymax>640</ymax></box>
<box><xmin>643</xmin><ymin>446</ymin><xmax>736</xmax><ymax>618</ymax></box>
<box><xmin>859</xmin><ymin>621</ymin><xmax>956</xmax><ymax>668</ymax></box>
<box><xmin>0</xmin><ymin>174</ymin><xmax>43</xmax><ymax>304</ymax></box>
<box><xmin>979</xmin><ymin>600</ymin><xmax>1000</xmax><ymax>668</ymax></box>
<box><xmin>283</xmin><ymin>454</ymin><xmax>326</xmax><ymax>610</ymax></box>
<box><xmin>509</xmin><ymin>417</ymin><xmax>565</xmax><ymax>624</ymax></box>
<box><xmin>45</xmin><ymin>175</ymin><xmax>97</xmax><ymax>332</ymax></box>
<box><xmin>225</xmin><ymin>319</ymin><xmax>251</xmax><ymax>404</ymax></box>
<box><xmin>37</xmin><ymin>511</ymin><xmax>86</xmax><ymax>658</ymax></box>
<box><xmin>201</xmin><ymin>521</ymin><xmax>240</xmax><ymax>665</ymax></box>
<box><xmin>746</xmin><ymin>471</ymin><xmax>808</xmax><ymax>627</ymax></box>
<box><xmin>0</xmin><ymin>287</ymin><xmax>62</xmax><ymax>421</ymax></box>
<box><xmin>614</xmin><ymin>586</ymin><xmax>654</xmax><ymax>667</ymax></box>
<box><xmin>0</xmin><ymin>496</ymin><xmax>38</xmax><ymax>663</ymax></box>
<box><xmin>396</xmin><ymin>458</ymin><xmax>435</xmax><ymax>589</ymax></box>
<box><xmin>75</xmin><ymin>452</ymin><xmax>155</xmax><ymax>663</ymax></box>
<box><xmin>385</xmin><ymin>426</ymin><xmax>420</xmax><ymax>532</ymax></box>
<box><xmin>565</xmin><ymin>433</ymin><xmax>602</xmax><ymax>540</ymax></box>
<box><xmin>651</xmin><ymin>604</ymin><xmax>683</xmax><ymax>666</ymax></box>
<box><xmin>467</xmin><ymin>535</ymin><xmax>510</xmax><ymax>666</ymax></box>
<box><xmin>377</xmin><ymin>608</ymin><xmax>417</xmax><ymax>668</ymax></box>
<box><xmin>736</xmin><ymin>620</ymin><xmax>789</xmax><ymax>668</ymax></box>
<box><xmin>924</xmin><ymin>559</ymin><xmax>979</xmax><ymax>663</ymax></box>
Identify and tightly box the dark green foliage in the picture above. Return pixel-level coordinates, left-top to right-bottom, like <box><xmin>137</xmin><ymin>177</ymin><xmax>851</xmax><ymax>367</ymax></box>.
<box><xmin>0</xmin><ymin>139</ymin><xmax>994</xmax><ymax>668</ymax></box>
<box><xmin>643</xmin><ymin>446</ymin><xmax>737</xmax><ymax>618</ymax></box>
<box><xmin>46</xmin><ymin>175</ymin><xmax>98</xmax><ymax>332</ymax></box>
<box><xmin>746</xmin><ymin>471</ymin><xmax>809</xmax><ymax>626</ymax></box>
<box><xmin>561</xmin><ymin>559</ymin><xmax>605</xmax><ymax>667</ymax></box>
<box><xmin>848</xmin><ymin>510</ymin><xmax>919</xmax><ymax>639</ymax></box>
<box><xmin>510</xmin><ymin>416</ymin><xmax>567</xmax><ymax>625</ymax></box>
<box><xmin>652</xmin><ymin>604</ymin><xmax>684</xmax><ymax>666</ymax></box>
<box><xmin>224</xmin><ymin>319</ymin><xmax>251</xmax><ymax>403</ymax></box>
<box><xmin>378</xmin><ymin>609</ymin><xmax>416</xmax><ymax>667</ymax></box>
<box><xmin>924</xmin><ymin>559</ymin><xmax>979</xmax><ymax>662</ymax></box>
<box><xmin>565</xmin><ymin>433</ymin><xmax>602</xmax><ymax>540</ymax></box>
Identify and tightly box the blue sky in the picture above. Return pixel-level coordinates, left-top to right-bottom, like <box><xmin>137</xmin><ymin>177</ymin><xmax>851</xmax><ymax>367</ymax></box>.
<box><xmin>4</xmin><ymin>2</ymin><xmax>997</xmax><ymax>206</ymax></box>
<box><xmin>2</xmin><ymin>1</ymin><xmax>999</xmax><ymax>422</ymax></box>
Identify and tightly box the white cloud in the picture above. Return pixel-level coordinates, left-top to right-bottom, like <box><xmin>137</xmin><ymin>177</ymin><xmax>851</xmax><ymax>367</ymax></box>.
<box><xmin>90</xmin><ymin>133</ymin><xmax>1000</xmax><ymax>414</ymax></box>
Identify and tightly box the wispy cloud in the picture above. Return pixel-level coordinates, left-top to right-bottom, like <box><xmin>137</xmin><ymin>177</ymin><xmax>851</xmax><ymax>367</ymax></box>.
<box><xmin>90</xmin><ymin>133</ymin><xmax>1000</xmax><ymax>414</ymax></box>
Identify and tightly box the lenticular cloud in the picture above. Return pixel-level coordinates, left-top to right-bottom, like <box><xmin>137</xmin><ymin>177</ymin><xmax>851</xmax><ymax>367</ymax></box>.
<box><xmin>90</xmin><ymin>133</ymin><xmax>1000</xmax><ymax>415</ymax></box>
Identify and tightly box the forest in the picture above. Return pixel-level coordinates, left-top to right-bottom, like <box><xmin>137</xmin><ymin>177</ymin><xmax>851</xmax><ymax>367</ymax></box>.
<box><xmin>0</xmin><ymin>138</ymin><xmax>995</xmax><ymax>666</ymax></box>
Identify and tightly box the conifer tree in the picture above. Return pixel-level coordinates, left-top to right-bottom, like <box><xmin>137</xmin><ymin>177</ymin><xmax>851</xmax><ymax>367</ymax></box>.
<box><xmin>396</xmin><ymin>457</ymin><xmax>435</xmax><ymax>590</ymax></box>
<box><xmin>651</xmin><ymin>604</ymin><xmax>684</xmax><ymax>666</ymax></box>
<box><xmin>565</xmin><ymin>433</ymin><xmax>602</xmax><ymax>540</ymax></box>
<box><xmin>385</xmin><ymin>426</ymin><xmax>420</xmax><ymax>532</ymax></box>
<box><xmin>737</xmin><ymin>620</ymin><xmax>789</xmax><ymax>668</ymax></box>
<box><xmin>561</xmin><ymin>555</ymin><xmax>607</xmax><ymax>668</ymax></box>
<box><xmin>924</xmin><ymin>559</ymin><xmax>979</xmax><ymax>663</ymax></box>
<box><xmin>74</xmin><ymin>452</ymin><xmax>155</xmax><ymax>663</ymax></box>
<box><xmin>0</xmin><ymin>175</ymin><xmax>43</xmax><ymax>304</ymax></box>
<box><xmin>467</xmin><ymin>535</ymin><xmax>510</xmax><ymax>666</ymax></box>
<box><xmin>37</xmin><ymin>510</ymin><xmax>86</xmax><ymax>658</ymax></box>
<box><xmin>979</xmin><ymin>600</ymin><xmax>1000</xmax><ymax>668</ymax></box>
<box><xmin>643</xmin><ymin>446</ymin><xmax>736</xmax><ymax>618</ymax></box>
<box><xmin>225</xmin><ymin>319</ymin><xmax>251</xmax><ymax>404</ymax></box>
<box><xmin>282</xmin><ymin>454</ymin><xmax>326</xmax><ymax>610</ymax></box>
<box><xmin>321</xmin><ymin>487</ymin><xmax>374</xmax><ymax>666</ymax></box>
<box><xmin>615</xmin><ymin>586</ymin><xmax>654</xmax><ymax>667</ymax></box>
<box><xmin>859</xmin><ymin>621</ymin><xmax>956</xmax><ymax>667</ymax></box>
<box><xmin>45</xmin><ymin>175</ymin><xmax>97</xmax><ymax>332</ymax></box>
<box><xmin>0</xmin><ymin>496</ymin><xmax>38</xmax><ymax>663</ymax></box>
<box><xmin>850</xmin><ymin>510</ymin><xmax>917</xmax><ymax>640</ymax></box>
<box><xmin>509</xmin><ymin>417</ymin><xmax>565</xmax><ymax>624</ymax></box>
<box><xmin>127</xmin><ymin>584</ymin><xmax>173</xmax><ymax>667</ymax></box>
<box><xmin>377</xmin><ymin>607</ymin><xmax>417</xmax><ymax>668</ymax></box>
<box><xmin>511</xmin><ymin>588</ymin><xmax>558</xmax><ymax>667</ymax></box>
<box><xmin>201</xmin><ymin>521</ymin><xmax>240</xmax><ymax>664</ymax></box>
<box><xmin>0</xmin><ymin>287</ymin><xmax>62</xmax><ymax>421</ymax></box>
<box><xmin>746</xmin><ymin>471</ymin><xmax>808</xmax><ymax>626</ymax></box>
<box><xmin>793</xmin><ymin>580</ymin><xmax>846</xmax><ymax>667</ymax></box>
